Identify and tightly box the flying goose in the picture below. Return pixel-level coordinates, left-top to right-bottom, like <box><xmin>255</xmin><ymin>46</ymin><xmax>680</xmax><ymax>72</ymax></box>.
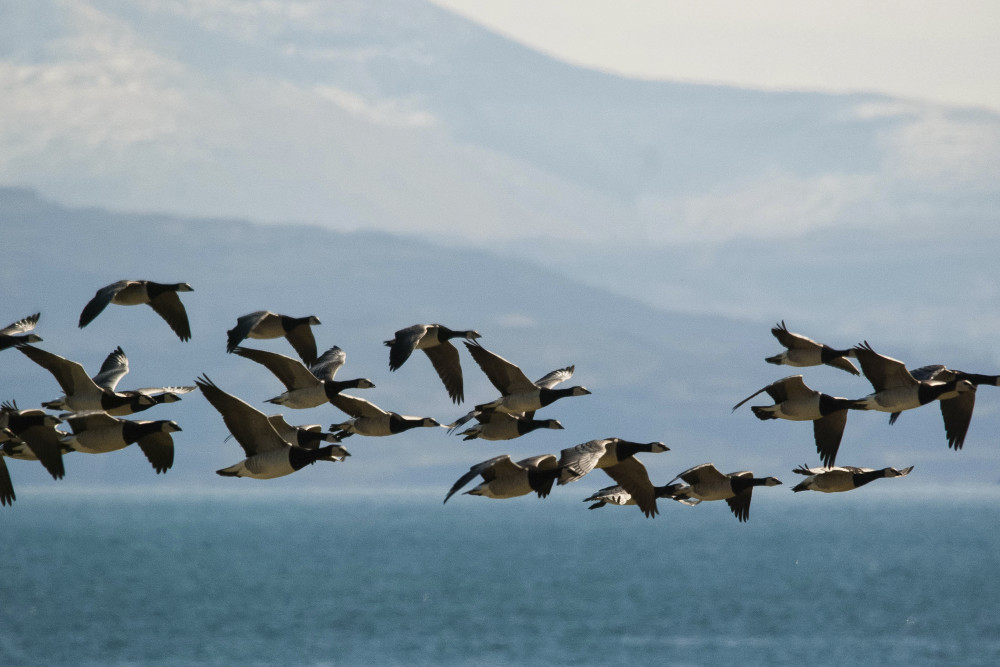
<box><xmin>233</xmin><ymin>346</ymin><xmax>374</xmax><ymax>409</ymax></box>
<box><xmin>0</xmin><ymin>313</ymin><xmax>42</xmax><ymax>351</ymax></box>
<box><xmin>583</xmin><ymin>484</ymin><xmax>701</xmax><ymax>511</ymax></box>
<box><xmin>661</xmin><ymin>463</ymin><xmax>782</xmax><ymax>522</ymax></box>
<box><xmin>791</xmin><ymin>464</ymin><xmax>914</xmax><ymax>493</ymax></box>
<box><xmin>196</xmin><ymin>375</ymin><xmax>349</xmax><ymax>479</ymax></box>
<box><xmin>17</xmin><ymin>344</ymin><xmax>156</xmax><ymax>414</ymax></box>
<box><xmin>265</xmin><ymin>414</ymin><xmax>351</xmax><ymax>458</ymax></box>
<box><xmin>447</xmin><ymin>409</ymin><xmax>563</xmax><ymax>441</ymax></box>
<box><xmin>557</xmin><ymin>438</ymin><xmax>670</xmax><ymax>517</ymax></box>
<box><xmin>61</xmin><ymin>411</ymin><xmax>180</xmax><ymax>474</ymax></box>
<box><xmin>226</xmin><ymin>311</ymin><xmax>321</xmax><ymax>366</ymax></box>
<box><xmin>886</xmin><ymin>365</ymin><xmax>999</xmax><ymax>449</ymax></box>
<box><xmin>384</xmin><ymin>324</ymin><xmax>481</xmax><ymax>403</ymax></box>
<box><xmin>732</xmin><ymin>375</ymin><xmax>862</xmax><ymax>467</ymax></box>
<box><xmin>327</xmin><ymin>393</ymin><xmax>441</xmax><ymax>437</ymax></box>
<box><xmin>0</xmin><ymin>400</ymin><xmax>67</xmax><ymax>480</ymax></box>
<box><xmin>444</xmin><ymin>454</ymin><xmax>559</xmax><ymax>503</ymax></box>
<box><xmin>79</xmin><ymin>280</ymin><xmax>193</xmax><ymax>341</ymax></box>
<box><xmin>766</xmin><ymin>321</ymin><xmax>859</xmax><ymax>375</ymax></box>
<box><xmin>87</xmin><ymin>346</ymin><xmax>196</xmax><ymax>414</ymax></box>
<box><xmin>852</xmin><ymin>341</ymin><xmax>977</xmax><ymax>449</ymax></box>
<box><xmin>464</xmin><ymin>341</ymin><xmax>590</xmax><ymax>416</ymax></box>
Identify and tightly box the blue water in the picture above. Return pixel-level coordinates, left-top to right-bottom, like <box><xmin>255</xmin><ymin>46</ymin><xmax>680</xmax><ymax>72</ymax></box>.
<box><xmin>2</xmin><ymin>488</ymin><xmax>998</xmax><ymax>666</ymax></box>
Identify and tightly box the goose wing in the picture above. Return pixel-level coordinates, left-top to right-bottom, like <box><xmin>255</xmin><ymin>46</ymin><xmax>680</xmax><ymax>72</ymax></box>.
<box><xmin>226</xmin><ymin>311</ymin><xmax>271</xmax><ymax>353</ymax></box>
<box><xmin>11</xmin><ymin>422</ymin><xmax>66</xmax><ymax>480</ymax></box>
<box><xmin>78</xmin><ymin>281</ymin><xmax>129</xmax><ymax>328</ymax></box>
<box><xmin>771</xmin><ymin>321</ymin><xmax>820</xmax><ymax>351</ymax></box>
<box><xmin>602</xmin><ymin>456</ymin><xmax>658</xmax><ymax>517</ymax></box>
<box><xmin>534</xmin><ymin>365</ymin><xmax>575</xmax><ymax>390</ymax></box>
<box><xmin>284</xmin><ymin>320</ymin><xmax>319</xmax><ymax>366</ymax></box>
<box><xmin>147</xmin><ymin>290</ymin><xmax>192</xmax><ymax>341</ymax></box>
<box><xmin>195</xmin><ymin>375</ymin><xmax>289</xmax><ymax>456</ymax></box>
<box><xmin>813</xmin><ymin>409</ymin><xmax>848</xmax><ymax>467</ymax></box>
<box><xmin>128</xmin><ymin>385</ymin><xmax>197</xmax><ymax>397</ymax></box>
<box><xmin>1</xmin><ymin>313</ymin><xmax>40</xmax><ymax>336</ymax></box>
<box><xmin>422</xmin><ymin>341</ymin><xmax>465</xmax><ymax>403</ymax></box>
<box><xmin>136</xmin><ymin>431</ymin><xmax>175</xmax><ymax>473</ymax></box>
<box><xmin>91</xmin><ymin>346</ymin><xmax>129</xmax><ymax>391</ymax></box>
<box><xmin>464</xmin><ymin>342</ymin><xmax>536</xmax><ymax>395</ymax></box>
<box><xmin>443</xmin><ymin>454</ymin><xmax>515</xmax><ymax>503</ymax></box>
<box><xmin>853</xmin><ymin>341</ymin><xmax>917</xmax><ymax>391</ymax></box>
<box><xmin>0</xmin><ymin>457</ymin><xmax>13</xmax><ymax>506</ymax></box>
<box><xmin>940</xmin><ymin>390</ymin><xmax>975</xmax><ymax>450</ymax></box>
<box><xmin>311</xmin><ymin>346</ymin><xmax>347</xmax><ymax>381</ymax></box>
<box><xmin>327</xmin><ymin>393</ymin><xmax>389</xmax><ymax>419</ymax></box>
<box><xmin>732</xmin><ymin>375</ymin><xmax>812</xmax><ymax>411</ymax></box>
<box><xmin>792</xmin><ymin>464</ymin><xmax>831</xmax><ymax>476</ymax></box>
<box><xmin>386</xmin><ymin>324</ymin><xmax>427</xmax><ymax>370</ymax></box>
<box><xmin>234</xmin><ymin>347</ymin><xmax>319</xmax><ymax>390</ymax></box>
<box><xmin>827</xmin><ymin>356</ymin><xmax>861</xmax><ymax>375</ymax></box>
<box><xmin>557</xmin><ymin>439</ymin><xmax>611</xmax><ymax>485</ymax></box>
<box><xmin>674</xmin><ymin>462</ymin><xmax>728</xmax><ymax>486</ymax></box>
<box><xmin>517</xmin><ymin>454</ymin><xmax>558</xmax><ymax>471</ymax></box>
<box><xmin>910</xmin><ymin>365</ymin><xmax>951</xmax><ymax>382</ymax></box>
<box><xmin>17</xmin><ymin>345</ymin><xmax>100</xmax><ymax>396</ymax></box>
<box><xmin>519</xmin><ymin>454</ymin><xmax>558</xmax><ymax>498</ymax></box>
<box><xmin>725</xmin><ymin>472</ymin><xmax>754</xmax><ymax>522</ymax></box>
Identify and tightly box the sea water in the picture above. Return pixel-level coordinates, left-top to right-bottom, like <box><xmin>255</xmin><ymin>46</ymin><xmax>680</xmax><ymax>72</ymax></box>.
<box><xmin>1</xmin><ymin>487</ymin><xmax>998</xmax><ymax>666</ymax></box>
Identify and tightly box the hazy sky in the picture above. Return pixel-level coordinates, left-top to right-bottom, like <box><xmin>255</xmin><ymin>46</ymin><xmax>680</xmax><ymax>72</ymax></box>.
<box><xmin>430</xmin><ymin>0</ymin><xmax>1000</xmax><ymax>112</ymax></box>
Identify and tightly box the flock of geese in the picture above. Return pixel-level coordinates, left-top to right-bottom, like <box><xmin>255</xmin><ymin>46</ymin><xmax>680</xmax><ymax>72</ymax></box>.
<box><xmin>2</xmin><ymin>280</ymin><xmax>996</xmax><ymax>521</ymax></box>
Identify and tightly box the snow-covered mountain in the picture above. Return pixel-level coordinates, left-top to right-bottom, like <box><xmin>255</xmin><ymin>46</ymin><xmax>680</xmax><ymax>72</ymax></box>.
<box><xmin>2</xmin><ymin>0</ymin><xmax>997</xmax><ymax>245</ymax></box>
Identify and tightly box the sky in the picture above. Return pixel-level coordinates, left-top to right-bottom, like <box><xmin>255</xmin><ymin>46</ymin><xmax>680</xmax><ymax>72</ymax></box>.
<box><xmin>429</xmin><ymin>0</ymin><xmax>1000</xmax><ymax>112</ymax></box>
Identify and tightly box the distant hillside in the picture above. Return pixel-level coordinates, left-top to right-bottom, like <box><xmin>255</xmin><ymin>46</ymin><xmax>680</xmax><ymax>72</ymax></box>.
<box><xmin>2</xmin><ymin>0</ymin><xmax>997</xmax><ymax>248</ymax></box>
<box><xmin>4</xmin><ymin>189</ymin><xmax>997</xmax><ymax>502</ymax></box>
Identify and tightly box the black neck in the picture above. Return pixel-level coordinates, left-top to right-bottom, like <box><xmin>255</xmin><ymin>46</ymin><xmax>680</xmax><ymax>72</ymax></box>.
<box><xmin>121</xmin><ymin>420</ymin><xmax>162</xmax><ymax>444</ymax></box>
<box><xmin>730</xmin><ymin>476</ymin><xmax>770</xmax><ymax>494</ymax></box>
<box><xmin>917</xmin><ymin>380</ymin><xmax>960</xmax><ymax>404</ymax></box>
<box><xmin>818</xmin><ymin>393</ymin><xmax>854</xmax><ymax>414</ymax></box>
<box><xmin>324</xmin><ymin>379</ymin><xmax>365</xmax><ymax>399</ymax></box>
<box><xmin>852</xmin><ymin>469</ymin><xmax>888</xmax><ymax>488</ymax></box>
<box><xmin>538</xmin><ymin>387</ymin><xmax>576</xmax><ymax>407</ymax></box>
<box><xmin>613</xmin><ymin>440</ymin><xmax>660</xmax><ymax>461</ymax></box>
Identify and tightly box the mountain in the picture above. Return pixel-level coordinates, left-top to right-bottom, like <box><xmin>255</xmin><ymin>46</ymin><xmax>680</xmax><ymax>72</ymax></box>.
<box><xmin>2</xmin><ymin>0</ymin><xmax>997</xmax><ymax>246</ymax></box>
<box><xmin>3</xmin><ymin>188</ymin><xmax>998</xmax><ymax>501</ymax></box>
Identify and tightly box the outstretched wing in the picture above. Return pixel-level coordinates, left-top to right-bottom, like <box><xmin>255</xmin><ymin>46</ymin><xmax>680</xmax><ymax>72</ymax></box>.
<box><xmin>148</xmin><ymin>291</ymin><xmax>192</xmax><ymax>341</ymax></box>
<box><xmin>79</xmin><ymin>281</ymin><xmax>128</xmax><ymax>328</ymax></box>
<box><xmin>464</xmin><ymin>342</ymin><xmax>536</xmax><ymax>395</ymax></box>
<box><xmin>195</xmin><ymin>375</ymin><xmax>289</xmax><ymax>457</ymax></box>
<box><xmin>234</xmin><ymin>346</ymin><xmax>318</xmax><ymax>390</ymax></box>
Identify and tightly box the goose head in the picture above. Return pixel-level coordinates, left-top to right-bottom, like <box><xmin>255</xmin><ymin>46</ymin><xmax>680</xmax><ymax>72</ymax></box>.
<box><xmin>159</xmin><ymin>421</ymin><xmax>182</xmax><ymax>433</ymax></box>
<box><xmin>569</xmin><ymin>386</ymin><xmax>591</xmax><ymax>397</ymax></box>
<box><xmin>761</xmin><ymin>477</ymin><xmax>783</xmax><ymax>487</ymax></box>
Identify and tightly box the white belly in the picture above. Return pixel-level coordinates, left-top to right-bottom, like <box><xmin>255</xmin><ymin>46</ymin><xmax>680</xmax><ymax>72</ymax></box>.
<box><xmin>687</xmin><ymin>480</ymin><xmax>735</xmax><ymax>502</ymax></box>
<box><xmin>270</xmin><ymin>385</ymin><xmax>326</xmax><ymax>409</ymax></box>
<box><xmin>860</xmin><ymin>387</ymin><xmax>921</xmax><ymax>412</ymax></box>
<box><xmin>64</xmin><ymin>429</ymin><xmax>127</xmax><ymax>454</ymax></box>
<box><xmin>111</xmin><ymin>283</ymin><xmax>149</xmax><ymax>305</ymax></box>
<box><xmin>224</xmin><ymin>450</ymin><xmax>296</xmax><ymax>479</ymax></box>
<box><xmin>773</xmin><ymin>396</ymin><xmax>823</xmax><ymax>421</ymax></box>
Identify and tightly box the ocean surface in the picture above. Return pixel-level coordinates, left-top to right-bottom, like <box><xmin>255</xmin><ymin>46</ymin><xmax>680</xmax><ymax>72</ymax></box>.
<box><xmin>2</xmin><ymin>486</ymin><xmax>998</xmax><ymax>666</ymax></box>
